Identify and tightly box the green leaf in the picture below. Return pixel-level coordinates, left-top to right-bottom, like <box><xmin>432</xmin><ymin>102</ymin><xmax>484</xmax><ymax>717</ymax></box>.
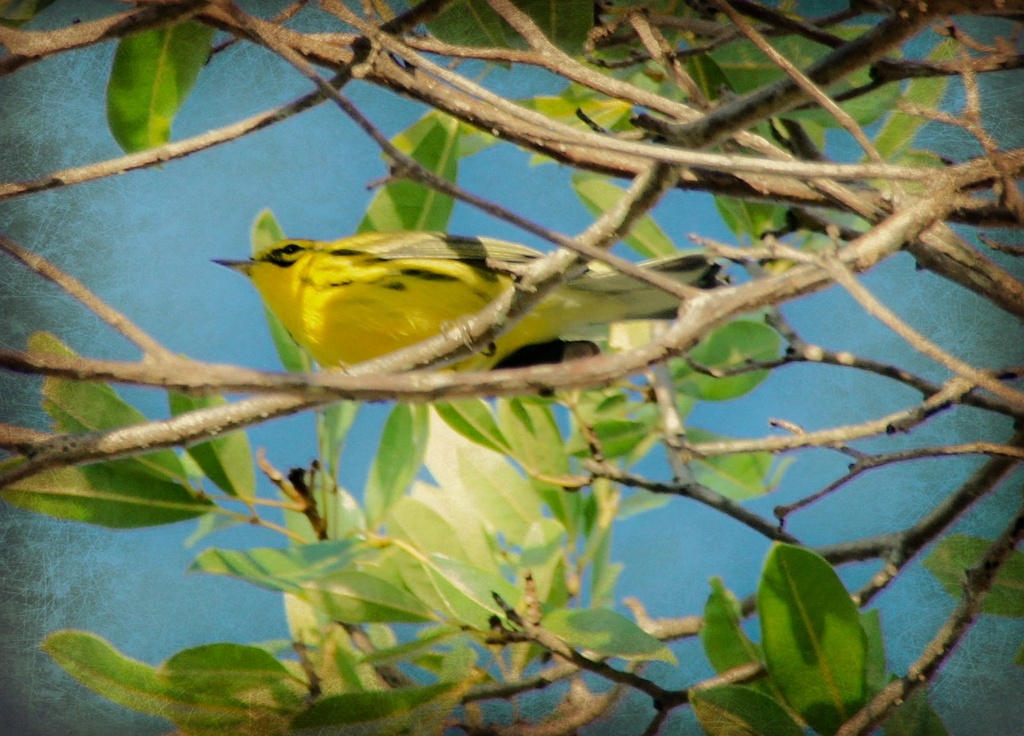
<box><xmin>317</xmin><ymin>400</ymin><xmax>360</xmax><ymax>480</ymax></box>
<box><xmin>358</xmin><ymin>626</ymin><xmax>462</xmax><ymax>666</ymax></box>
<box><xmin>518</xmin><ymin>518</ymin><xmax>569</xmax><ymax>606</ymax></box>
<box><xmin>424</xmin><ymin>0</ymin><xmax>592</xmax><ymax>53</ymax></box>
<box><xmin>711</xmin><ymin>29</ymin><xmax>867</xmax><ymax>95</ymax></box>
<box><xmin>183</xmin><ymin>512</ymin><xmax>242</xmax><ymax>547</ymax></box>
<box><xmin>759</xmin><ymin>544</ymin><xmax>868</xmax><ymax>736</ymax></box>
<box><xmin>43</xmin><ymin>631</ymin><xmax>296</xmax><ymax>734</ymax></box>
<box><xmin>189</xmin><ymin>540</ymin><xmax>366</xmax><ymax>591</ymax></box>
<box><xmin>675</xmin><ymin>320</ymin><xmax>781</xmax><ymax>401</ymax></box>
<box><xmin>702</xmin><ymin>578</ymin><xmax>762</xmax><ymax>674</ymax></box>
<box><xmin>169</xmin><ymin>392</ymin><xmax>255</xmax><ymax>498</ymax></box>
<box><xmin>393</xmin><ymin>547</ymin><xmax>519</xmax><ymax>627</ymax></box>
<box><xmin>252</xmin><ymin>208</ymin><xmax>286</xmax><ymax>252</ymax></box>
<box><xmin>687</xmin><ymin>53</ymin><xmax>732</xmax><ymax>101</ymax></box>
<box><xmin>883</xmin><ymin>686</ymin><xmax>950</xmax><ymax>736</ymax></box>
<box><xmin>688</xmin><ymin>427</ymin><xmax>775</xmax><ymax>500</ymax></box>
<box><xmin>714</xmin><ymin>196</ymin><xmax>787</xmax><ymax>243</ymax></box>
<box><xmin>702</xmin><ymin>578</ymin><xmax>788</xmax><ymax>703</ymax></box>
<box><xmin>691</xmin><ymin>685</ymin><xmax>804</xmax><ymax>736</ymax></box>
<box><xmin>861</xmin><ymin>609</ymin><xmax>888</xmax><ymax>695</ymax></box>
<box><xmin>434</xmin><ymin>399</ymin><xmax>511</xmax><ymax>454</ymax></box>
<box><xmin>542</xmin><ymin>607</ymin><xmax>675</xmax><ymax>663</ymax></box>
<box><xmin>426</xmin><ymin>411</ymin><xmax>545</xmax><ymax>542</ymax></box>
<box><xmin>498</xmin><ymin>398</ymin><xmax>568</xmax><ymax>477</ymax></box>
<box><xmin>590</xmin><ymin>419</ymin><xmax>657</xmax><ymax>461</ymax></box>
<box><xmin>922</xmin><ymin>534</ymin><xmax>1024</xmax><ymax>617</ymax></box>
<box><xmin>1017</xmin><ymin>642</ymin><xmax>1024</xmax><ymax>668</ymax></box>
<box><xmin>0</xmin><ymin>0</ymin><xmax>58</xmax><ymax>27</ymax></box>
<box><xmin>571</xmin><ymin>173</ymin><xmax>676</xmax><ymax>258</ymax></box>
<box><xmin>359</xmin><ymin>112</ymin><xmax>461</xmax><ymax>232</ymax></box>
<box><xmin>161</xmin><ymin>643</ymin><xmax>291</xmax><ymax>693</ymax></box>
<box><xmin>386</xmin><ymin>496</ymin><xmax>474</xmax><ymax>565</ymax></box>
<box><xmin>2</xmin><ymin>458</ymin><xmax>212</xmax><ymax>528</ymax></box>
<box><xmin>300</xmin><ymin>570</ymin><xmax>437</xmax><ymax>624</ymax></box>
<box><xmin>43</xmin><ymin>631</ymin><xmax>193</xmax><ymax>718</ymax></box>
<box><xmin>291</xmin><ymin>682</ymin><xmax>458</xmax><ymax>730</ymax></box>
<box><xmin>524</xmin><ymin>86</ymin><xmax>633</xmax><ymax>132</ymax></box>
<box><xmin>421</xmin><ymin>553</ymin><xmax>521</xmax><ymax>627</ymax></box>
<box><xmin>616</xmin><ymin>490</ymin><xmax>670</xmax><ymax>520</ymax></box>
<box><xmin>567</xmin><ymin>390</ymin><xmax>660</xmax><ymax>463</ymax></box>
<box><xmin>30</xmin><ymin>332</ymin><xmax>188</xmax><ymax>484</ymax></box>
<box><xmin>365</xmin><ymin>404</ymin><xmax>429</xmax><ymax>525</ymax></box>
<box><xmin>497</xmin><ymin>398</ymin><xmax>579</xmax><ymax>532</ymax></box>
<box><xmin>876</xmin><ymin>78</ymin><xmax>947</xmax><ymax>160</ymax></box>
<box><xmin>107</xmin><ymin>21</ymin><xmax>215</xmax><ymax>153</ymax></box>
<box><xmin>249</xmin><ymin>211</ymin><xmax>314</xmax><ymax>372</ymax></box>
<box><xmin>784</xmin><ymin>81</ymin><xmax>902</xmax><ymax>128</ymax></box>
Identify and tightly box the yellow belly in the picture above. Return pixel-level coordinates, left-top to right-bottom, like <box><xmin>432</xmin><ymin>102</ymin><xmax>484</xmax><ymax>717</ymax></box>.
<box><xmin>254</xmin><ymin>252</ymin><xmax>561</xmax><ymax>370</ymax></box>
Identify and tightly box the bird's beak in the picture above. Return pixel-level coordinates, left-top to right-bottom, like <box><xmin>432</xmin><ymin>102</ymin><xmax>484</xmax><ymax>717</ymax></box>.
<box><xmin>213</xmin><ymin>258</ymin><xmax>254</xmax><ymax>275</ymax></box>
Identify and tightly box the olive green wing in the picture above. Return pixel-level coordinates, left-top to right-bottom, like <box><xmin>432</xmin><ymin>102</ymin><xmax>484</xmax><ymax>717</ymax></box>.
<box><xmin>348</xmin><ymin>231</ymin><xmax>543</xmax><ymax>264</ymax></box>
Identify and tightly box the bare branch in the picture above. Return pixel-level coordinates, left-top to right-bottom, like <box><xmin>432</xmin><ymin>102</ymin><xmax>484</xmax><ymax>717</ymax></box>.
<box><xmin>0</xmin><ymin>0</ymin><xmax>207</xmax><ymax>76</ymax></box>
<box><xmin>838</xmin><ymin>493</ymin><xmax>1024</xmax><ymax>735</ymax></box>
<box><xmin>0</xmin><ymin>236</ymin><xmax>172</xmax><ymax>359</ymax></box>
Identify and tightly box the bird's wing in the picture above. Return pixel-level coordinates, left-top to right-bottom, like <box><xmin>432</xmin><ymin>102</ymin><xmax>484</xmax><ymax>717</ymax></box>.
<box><xmin>355</xmin><ymin>232</ymin><xmax>543</xmax><ymax>264</ymax></box>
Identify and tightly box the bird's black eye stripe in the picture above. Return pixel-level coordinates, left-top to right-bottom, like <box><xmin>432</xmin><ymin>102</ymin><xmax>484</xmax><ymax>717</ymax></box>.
<box><xmin>264</xmin><ymin>242</ymin><xmax>304</xmax><ymax>266</ymax></box>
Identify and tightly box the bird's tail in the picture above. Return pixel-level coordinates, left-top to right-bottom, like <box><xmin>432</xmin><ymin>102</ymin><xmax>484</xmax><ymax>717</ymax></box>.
<box><xmin>569</xmin><ymin>253</ymin><xmax>722</xmax><ymax>321</ymax></box>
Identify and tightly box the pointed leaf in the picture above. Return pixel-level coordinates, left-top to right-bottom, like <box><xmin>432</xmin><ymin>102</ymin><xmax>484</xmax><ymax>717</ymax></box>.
<box><xmin>107</xmin><ymin>21</ymin><xmax>215</xmax><ymax>152</ymax></box>
<box><xmin>702</xmin><ymin>578</ymin><xmax>762</xmax><ymax>673</ymax></box>
<box><xmin>252</xmin><ymin>208</ymin><xmax>286</xmax><ymax>252</ymax></box>
<box><xmin>923</xmin><ymin>534</ymin><xmax>1024</xmax><ymax>617</ymax></box>
<box><xmin>691</xmin><ymin>685</ymin><xmax>804</xmax><ymax>736</ymax></box>
<box><xmin>689</xmin><ymin>428</ymin><xmax>775</xmax><ymax>500</ymax></box>
<box><xmin>434</xmin><ymin>399</ymin><xmax>510</xmax><ymax>454</ymax></box>
<box><xmin>421</xmin><ymin>553</ymin><xmax>521</xmax><ymax>627</ymax></box>
<box><xmin>169</xmin><ymin>392</ymin><xmax>255</xmax><ymax>498</ymax></box>
<box><xmin>30</xmin><ymin>332</ymin><xmax>188</xmax><ymax>483</ymax></box>
<box><xmin>2</xmin><ymin>458</ymin><xmax>211</xmax><ymax>528</ymax></box>
<box><xmin>883</xmin><ymin>686</ymin><xmax>950</xmax><ymax>736</ymax></box>
<box><xmin>365</xmin><ymin>404</ymin><xmax>429</xmax><ymax>524</ymax></box>
<box><xmin>542</xmin><ymin>607</ymin><xmax>675</xmax><ymax>663</ymax></box>
<box><xmin>301</xmin><ymin>570</ymin><xmax>436</xmax><ymax>623</ymax></box>
<box><xmin>759</xmin><ymin>544</ymin><xmax>868</xmax><ymax>736</ymax></box>
<box><xmin>862</xmin><ymin>609</ymin><xmax>888</xmax><ymax>695</ymax></box>
<box><xmin>161</xmin><ymin>643</ymin><xmax>291</xmax><ymax>692</ymax></box>
<box><xmin>189</xmin><ymin>540</ymin><xmax>365</xmax><ymax>591</ymax></box>
<box><xmin>425</xmin><ymin>0</ymin><xmax>592</xmax><ymax>53</ymax></box>
<box><xmin>386</xmin><ymin>495</ymin><xmax>472</xmax><ymax>564</ymax></box>
<box><xmin>572</xmin><ymin>172</ymin><xmax>676</xmax><ymax>257</ymax></box>
<box><xmin>498</xmin><ymin>398</ymin><xmax>568</xmax><ymax>476</ymax></box>
<box><xmin>43</xmin><ymin>631</ymin><xmax>292</xmax><ymax>734</ymax></box>
<box><xmin>358</xmin><ymin>626</ymin><xmax>462</xmax><ymax>666</ymax></box>
<box><xmin>317</xmin><ymin>400</ymin><xmax>359</xmax><ymax>480</ymax></box>
<box><xmin>360</xmin><ymin>112</ymin><xmax>461</xmax><ymax>232</ymax></box>
<box><xmin>425</xmin><ymin>412</ymin><xmax>545</xmax><ymax>541</ymax></box>
<box><xmin>674</xmin><ymin>320</ymin><xmax>781</xmax><ymax>401</ymax></box>
<box><xmin>291</xmin><ymin>682</ymin><xmax>458</xmax><ymax>730</ymax></box>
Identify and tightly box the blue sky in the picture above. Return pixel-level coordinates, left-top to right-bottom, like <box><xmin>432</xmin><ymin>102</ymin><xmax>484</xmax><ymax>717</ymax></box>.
<box><xmin>1</xmin><ymin>2</ymin><xmax>1023</xmax><ymax>734</ymax></box>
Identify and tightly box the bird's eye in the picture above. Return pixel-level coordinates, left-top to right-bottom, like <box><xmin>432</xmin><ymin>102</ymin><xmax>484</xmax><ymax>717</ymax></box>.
<box><xmin>263</xmin><ymin>242</ymin><xmax>305</xmax><ymax>267</ymax></box>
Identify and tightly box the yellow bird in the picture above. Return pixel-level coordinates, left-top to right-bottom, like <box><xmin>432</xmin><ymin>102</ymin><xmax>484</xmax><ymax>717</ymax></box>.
<box><xmin>216</xmin><ymin>231</ymin><xmax>719</xmax><ymax>371</ymax></box>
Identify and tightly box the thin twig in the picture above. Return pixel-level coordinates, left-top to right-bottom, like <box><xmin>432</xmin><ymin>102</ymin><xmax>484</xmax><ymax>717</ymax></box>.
<box><xmin>837</xmin><ymin>493</ymin><xmax>1024</xmax><ymax>735</ymax></box>
<box><xmin>0</xmin><ymin>236</ymin><xmax>173</xmax><ymax>359</ymax></box>
<box><xmin>712</xmin><ymin>0</ymin><xmax>885</xmax><ymax>165</ymax></box>
<box><xmin>589</xmin><ymin>461</ymin><xmax>801</xmax><ymax>544</ymax></box>
<box><xmin>817</xmin><ymin>250</ymin><xmax>1024</xmax><ymax>412</ymax></box>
